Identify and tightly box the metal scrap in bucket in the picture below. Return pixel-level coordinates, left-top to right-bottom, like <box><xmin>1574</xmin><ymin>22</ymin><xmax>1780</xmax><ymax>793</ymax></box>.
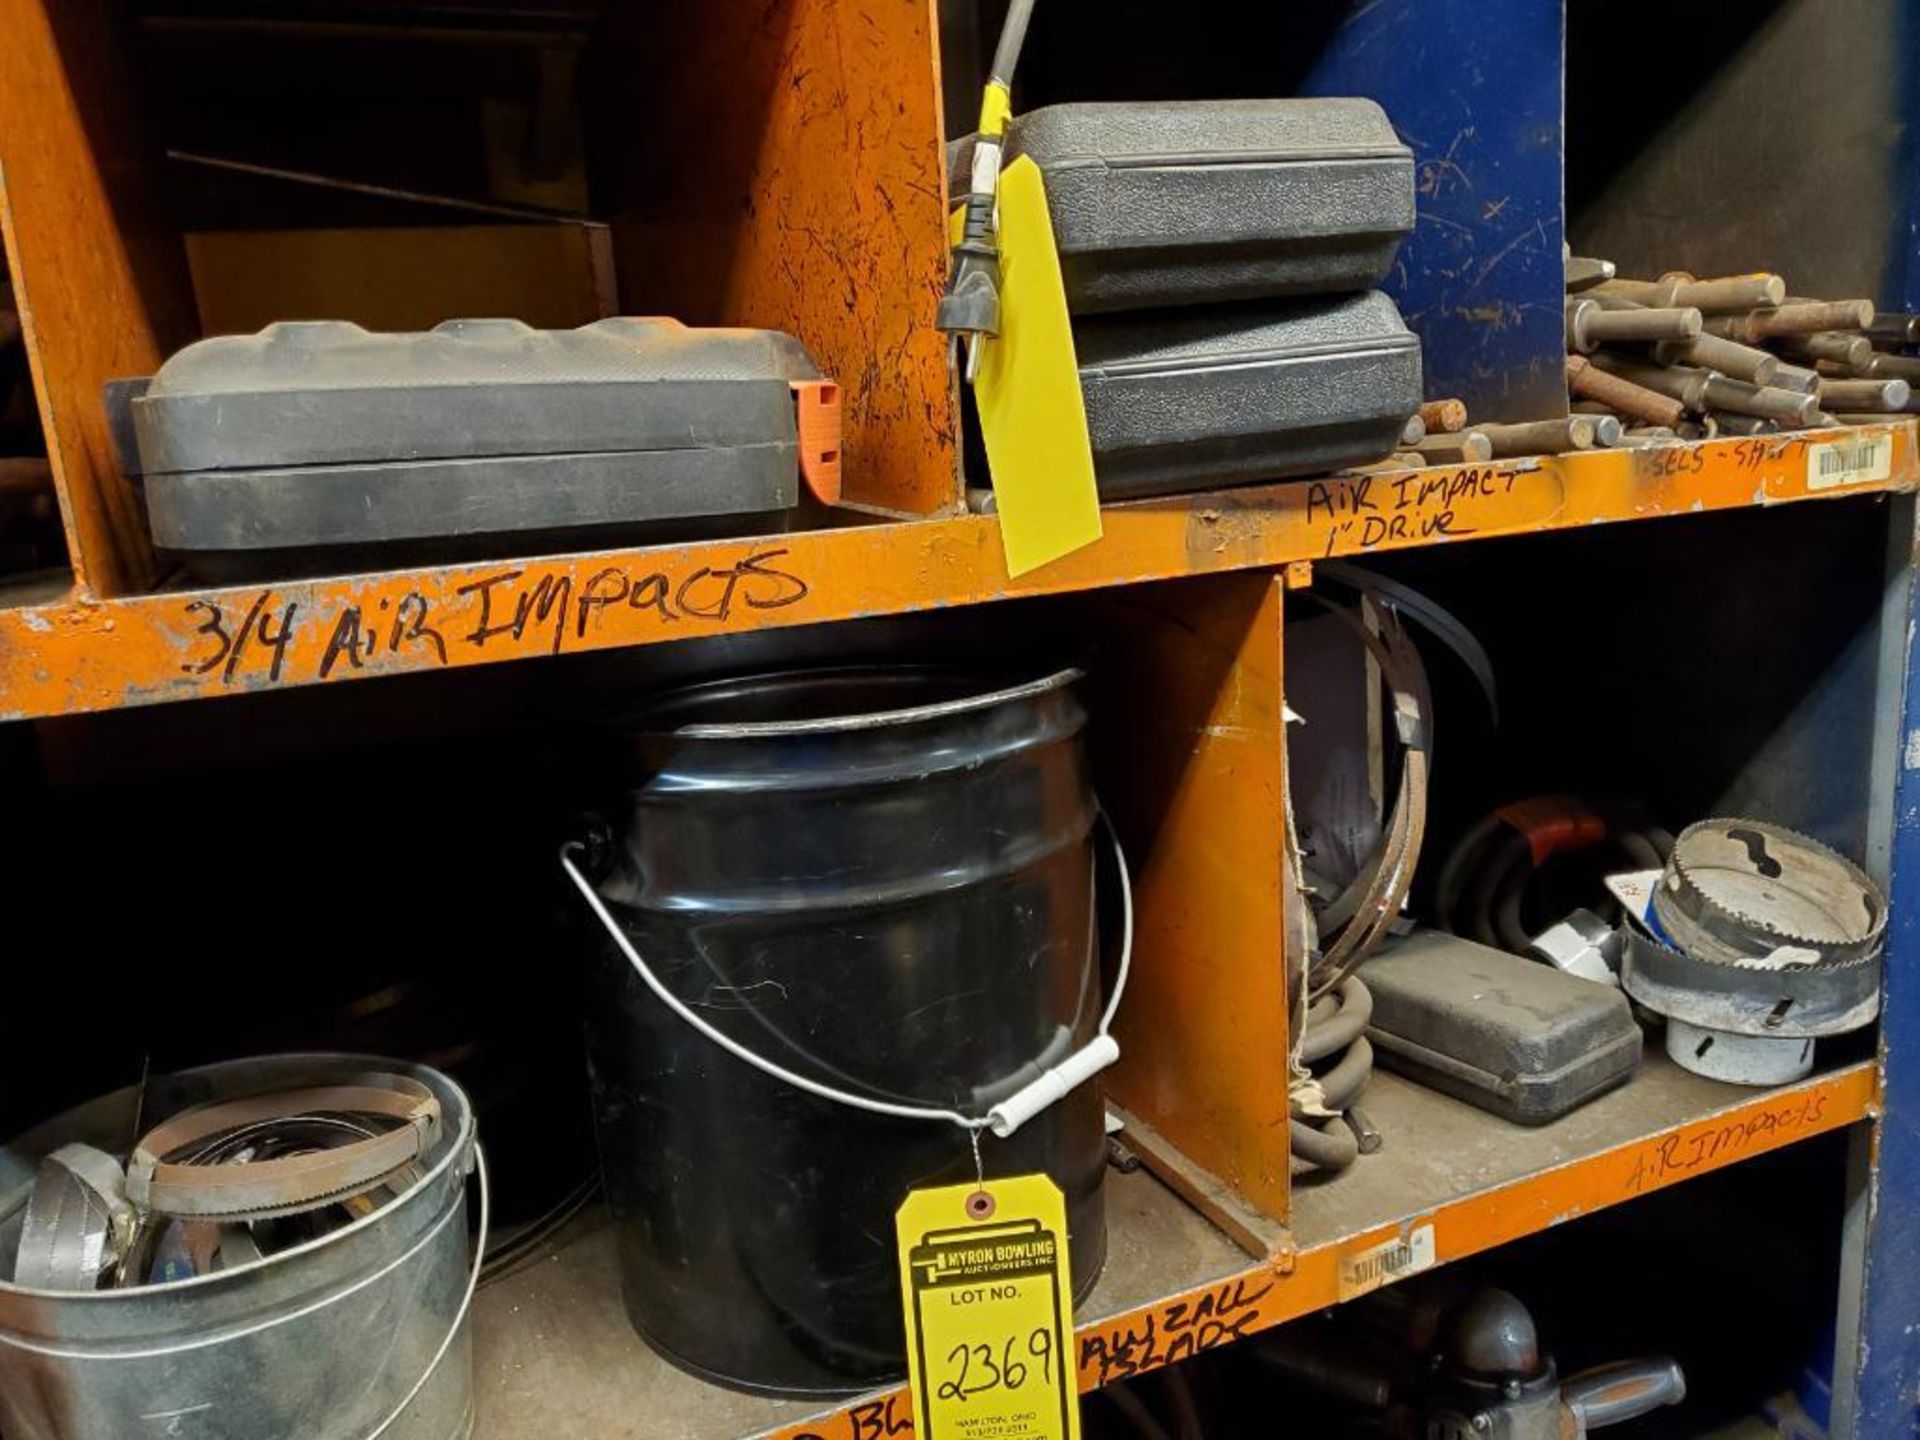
<box><xmin>7</xmin><ymin>1072</ymin><xmax>438</xmax><ymax>1291</ymax></box>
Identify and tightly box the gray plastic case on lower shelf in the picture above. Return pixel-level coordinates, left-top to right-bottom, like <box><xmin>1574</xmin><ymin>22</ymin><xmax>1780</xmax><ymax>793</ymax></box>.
<box><xmin>1076</xmin><ymin>291</ymin><xmax>1422</xmax><ymax>501</ymax></box>
<box><xmin>958</xmin><ymin>97</ymin><xmax>1414</xmax><ymax>314</ymax></box>
<box><xmin>1362</xmin><ymin>929</ymin><xmax>1644</xmax><ymax>1125</ymax></box>
<box><xmin>125</xmin><ymin>317</ymin><xmax>820</xmax><ymax>574</ymax></box>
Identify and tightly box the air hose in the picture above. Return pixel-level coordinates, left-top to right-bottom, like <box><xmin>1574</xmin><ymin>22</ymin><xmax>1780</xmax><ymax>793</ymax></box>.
<box><xmin>1435</xmin><ymin>798</ymin><xmax>1672</xmax><ymax>954</ymax></box>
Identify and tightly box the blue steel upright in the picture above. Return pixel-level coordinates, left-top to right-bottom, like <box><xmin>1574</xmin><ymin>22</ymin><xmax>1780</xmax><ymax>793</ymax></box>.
<box><xmin>1302</xmin><ymin>0</ymin><xmax>1566</xmax><ymax>424</ymax></box>
<box><xmin>1851</xmin><ymin>507</ymin><xmax>1920</xmax><ymax>1436</ymax></box>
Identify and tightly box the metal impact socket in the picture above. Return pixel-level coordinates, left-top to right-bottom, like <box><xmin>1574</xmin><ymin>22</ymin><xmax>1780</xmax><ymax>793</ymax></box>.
<box><xmin>1418</xmin><ymin>398</ymin><xmax>1469</xmax><ymax>433</ymax></box>
<box><xmin>1476</xmin><ymin>417</ymin><xmax>1598</xmax><ymax>456</ymax></box>
<box><xmin>1400</xmin><ymin>414</ymin><xmax>1428</xmax><ymax>446</ymax></box>
<box><xmin>1817</xmin><ymin>377</ymin><xmax>1911</xmax><ymax>412</ymax></box>
<box><xmin>1652</xmin><ymin>333</ymin><xmax>1778</xmax><ymax>386</ymax></box>
<box><xmin>1566</xmin><ymin>299</ymin><xmax>1702</xmax><ymax>352</ymax></box>
<box><xmin>1566</xmin><ymin>353</ymin><xmax>1687</xmax><ymax>427</ymax></box>
<box><xmin>1597</xmin><ymin>272</ymin><xmax>1786</xmax><ymax>312</ymax></box>
<box><xmin>1699</xmin><ymin>375</ymin><xmax>1820</xmax><ymax>425</ymax></box>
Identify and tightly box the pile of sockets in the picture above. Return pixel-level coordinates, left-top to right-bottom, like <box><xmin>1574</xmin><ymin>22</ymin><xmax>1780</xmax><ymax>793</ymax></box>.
<box><xmin>1558</xmin><ymin>255</ymin><xmax>1912</xmax><ymax>445</ymax></box>
<box><xmin>1356</xmin><ymin>256</ymin><xmax>1911</xmax><ymax>469</ymax></box>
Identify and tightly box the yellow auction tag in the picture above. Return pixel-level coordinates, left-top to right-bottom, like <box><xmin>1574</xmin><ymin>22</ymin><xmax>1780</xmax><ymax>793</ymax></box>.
<box><xmin>897</xmin><ymin>1174</ymin><xmax>1080</xmax><ymax>1440</ymax></box>
<box><xmin>957</xmin><ymin>155</ymin><xmax>1104</xmax><ymax>578</ymax></box>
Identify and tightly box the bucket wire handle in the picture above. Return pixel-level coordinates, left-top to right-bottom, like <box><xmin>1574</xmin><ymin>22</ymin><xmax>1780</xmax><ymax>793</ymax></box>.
<box><xmin>360</xmin><ymin>1143</ymin><xmax>490</xmax><ymax>1440</ymax></box>
<box><xmin>558</xmin><ymin>810</ymin><xmax>1134</xmax><ymax>1139</ymax></box>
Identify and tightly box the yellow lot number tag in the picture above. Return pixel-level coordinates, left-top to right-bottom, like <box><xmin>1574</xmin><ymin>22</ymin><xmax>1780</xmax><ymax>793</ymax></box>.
<box><xmin>897</xmin><ymin>1174</ymin><xmax>1080</xmax><ymax>1440</ymax></box>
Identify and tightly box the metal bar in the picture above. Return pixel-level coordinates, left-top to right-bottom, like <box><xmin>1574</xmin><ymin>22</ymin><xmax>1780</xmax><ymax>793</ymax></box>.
<box><xmin>1707</xmin><ymin>301</ymin><xmax>1878</xmax><ymax>343</ymax></box>
<box><xmin>1653</xmin><ymin>333</ymin><xmax>1780</xmax><ymax>386</ymax></box>
<box><xmin>1819</xmin><ymin>378</ymin><xmax>1912</xmax><ymax>413</ymax></box>
<box><xmin>1566</xmin><ymin>355</ymin><xmax>1687</xmax><ymax>427</ymax></box>
<box><xmin>1566</xmin><ymin>299</ymin><xmax>1702</xmax><ymax>352</ymax></box>
<box><xmin>1412</xmin><ymin>432</ymin><xmax>1495</xmax><ymax>463</ymax></box>
<box><xmin>1779</xmin><ymin>332</ymin><xmax>1876</xmax><ymax>370</ymax></box>
<box><xmin>1477</xmin><ymin>417</ymin><xmax>1597</xmax><ymax>456</ymax></box>
<box><xmin>1598</xmin><ymin>273</ymin><xmax>1786</xmax><ymax>312</ymax></box>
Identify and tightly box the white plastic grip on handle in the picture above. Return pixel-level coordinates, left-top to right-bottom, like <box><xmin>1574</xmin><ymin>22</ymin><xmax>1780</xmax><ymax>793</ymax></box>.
<box><xmin>986</xmin><ymin>1033</ymin><xmax>1121</xmax><ymax>1138</ymax></box>
<box><xmin>560</xmin><ymin>809</ymin><xmax>1133</xmax><ymax>1140</ymax></box>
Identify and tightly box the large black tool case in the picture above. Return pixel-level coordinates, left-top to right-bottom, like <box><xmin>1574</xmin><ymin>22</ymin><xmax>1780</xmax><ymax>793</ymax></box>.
<box><xmin>960</xmin><ymin>98</ymin><xmax>1415</xmax><ymax>314</ymax></box>
<box><xmin>119</xmin><ymin>317</ymin><xmax>826</xmax><ymax>577</ymax></box>
<box><xmin>1077</xmin><ymin>291</ymin><xmax>1422</xmax><ymax>500</ymax></box>
<box><xmin>1363</xmin><ymin>930</ymin><xmax>1643</xmax><ymax>1125</ymax></box>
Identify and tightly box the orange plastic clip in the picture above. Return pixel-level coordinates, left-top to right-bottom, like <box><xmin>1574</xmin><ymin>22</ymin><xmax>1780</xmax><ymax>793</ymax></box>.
<box><xmin>1496</xmin><ymin>795</ymin><xmax>1607</xmax><ymax>866</ymax></box>
<box><xmin>790</xmin><ymin>379</ymin><xmax>843</xmax><ymax>505</ymax></box>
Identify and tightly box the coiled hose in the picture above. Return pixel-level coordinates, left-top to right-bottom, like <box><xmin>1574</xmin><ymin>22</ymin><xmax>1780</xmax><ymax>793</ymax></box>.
<box><xmin>1289</xmin><ymin>588</ymin><xmax>1434</xmax><ymax>1172</ymax></box>
<box><xmin>1289</xmin><ymin>976</ymin><xmax>1376</xmax><ymax>1170</ymax></box>
<box><xmin>1434</xmin><ymin>799</ymin><xmax>1672</xmax><ymax>954</ymax></box>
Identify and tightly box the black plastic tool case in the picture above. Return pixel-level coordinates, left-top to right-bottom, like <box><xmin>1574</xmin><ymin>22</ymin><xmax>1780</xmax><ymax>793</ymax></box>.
<box><xmin>1076</xmin><ymin>291</ymin><xmax>1421</xmax><ymax>500</ymax></box>
<box><xmin>965</xmin><ymin>98</ymin><xmax>1414</xmax><ymax>314</ymax></box>
<box><xmin>126</xmin><ymin>317</ymin><xmax>821</xmax><ymax>576</ymax></box>
<box><xmin>1362</xmin><ymin>930</ymin><xmax>1643</xmax><ymax>1125</ymax></box>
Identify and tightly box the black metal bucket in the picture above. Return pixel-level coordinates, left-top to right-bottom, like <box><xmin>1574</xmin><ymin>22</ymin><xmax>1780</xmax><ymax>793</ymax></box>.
<box><xmin>572</xmin><ymin>665</ymin><xmax>1111</xmax><ymax>1398</ymax></box>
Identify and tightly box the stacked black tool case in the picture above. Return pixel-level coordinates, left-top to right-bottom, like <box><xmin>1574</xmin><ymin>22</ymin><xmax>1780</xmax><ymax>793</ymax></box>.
<box><xmin>962</xmin><ymin>97</ymin><xmax>1422</xmax><ymax>500</ymax></box>
<box><xmin>116</xmin><ymin>317</ymin><xmax>825</xmax><ymax>579</ymax></box>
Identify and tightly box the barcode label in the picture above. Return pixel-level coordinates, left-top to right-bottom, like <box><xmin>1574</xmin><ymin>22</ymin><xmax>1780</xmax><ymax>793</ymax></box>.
<box><xmin>1807</xmin><ymin>434</ymin><xmax>1893</xmax><ymax>490</ymax></box>
<box><xmin>1337</xmin><ymin>1223</ymin><xmax>1435</xmax><ymax>1300</ymax></box>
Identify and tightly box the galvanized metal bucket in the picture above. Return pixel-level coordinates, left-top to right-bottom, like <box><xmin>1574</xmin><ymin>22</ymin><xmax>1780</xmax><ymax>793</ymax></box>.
<box><xmin>0</xmin><ymin>1054</ymin><xmax>480</xmax><ymax>1440</ymax></box>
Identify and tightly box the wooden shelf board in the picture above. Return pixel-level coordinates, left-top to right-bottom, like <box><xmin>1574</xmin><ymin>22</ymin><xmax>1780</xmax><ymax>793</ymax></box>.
<box><xmin>469</xmin><ymin>1053</ymin><xmax>1876</xmax><ymax>1440</ymax></box>
<box><xmin>472</xmin><ymin>1165</ymin><xmax>1245</xmax><ymax>1440</ymax></box>
<box><xmin>0</xmin><ymin>425</ymin><xmax>1911</xmax><ymax>721</ymax></box>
